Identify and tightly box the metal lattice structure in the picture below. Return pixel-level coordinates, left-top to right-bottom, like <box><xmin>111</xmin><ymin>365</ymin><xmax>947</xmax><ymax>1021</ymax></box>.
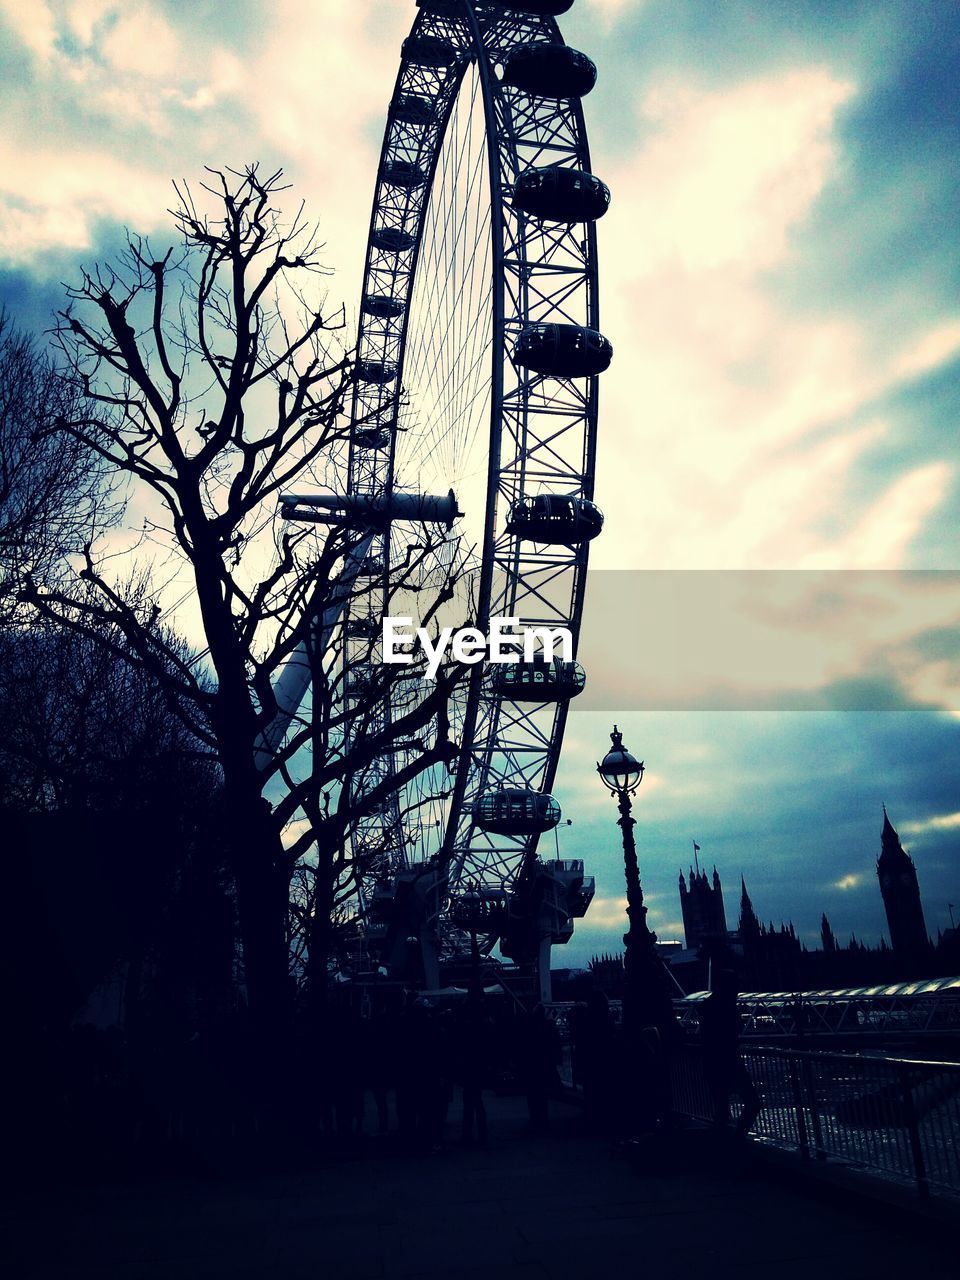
<box><xmin>677</xmin><ymin>977</ymin><xmax>960</xmax><ymax>1040</ymax></box>
<box><xmin>337</xmin><ymin>0</ymin><xmax>608</xmax><ymax>985</ymax></box>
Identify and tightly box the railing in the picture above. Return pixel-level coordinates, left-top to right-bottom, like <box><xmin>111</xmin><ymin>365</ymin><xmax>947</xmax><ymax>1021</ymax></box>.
<box><xmin>672</xmin><ymin>1045</ymin><xmax>960</xmax><ymax>1199</ymax></box>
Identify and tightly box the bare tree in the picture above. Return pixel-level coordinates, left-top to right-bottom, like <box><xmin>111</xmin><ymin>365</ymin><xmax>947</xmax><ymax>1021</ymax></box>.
<box><xmin>0</xmin><ymin>318</ymin><xmax>113</xmax><ymax>620</ymax></box>
<box><xmin>0</xmin><ymin>579</ymin><xmax>232</xmax><ymax>1034</ymax></box>
<box><xmin>22</xmin><ymin>166</ymin><xmax>467</xmax><ymax>1029</ymax></box>
<box><xmin>288</xmin><ymin>546</ymin><xmax>471</xmax><ymax>1000</ymax></box>
<box><xmin>0</xmin><ymin>578</ymin><xmax>216</xmax><ymax>814</ymax></box>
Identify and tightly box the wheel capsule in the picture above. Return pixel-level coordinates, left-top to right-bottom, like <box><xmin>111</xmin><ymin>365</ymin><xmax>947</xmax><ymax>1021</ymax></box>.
<box><xmin>401</xmin><ymin>35</ymin><xmax>458</xmax><ymax>68</ymax></box>
<box><xmin>362</xmin><ymin>294</ymin><xmax>406</xmax><ymax>320</ymax></box>
<box><xmin>506</xmin><ymin>495</ymin><xmax>603</xmax><ymax>544</ymax></box>
<box><xmin>357</xmin><ymin>554</ymin><xmax>385</xmax><ymax>577</ymax></box>
<box><xmin>513</xmin><ymin>323</ymin><xmax>613</xmax><ymax>378</ymax></box>
<box><xmin>502</xmin><ymin>42</ymin><xmax>597</xmax><ymax>99</ymax></box>
<box><xmin>487</xmin><ymin>1</ymin><xmax>575</xmax><ymax>14</ymax></box>
<box><xmin>353</xmin><ymin>426</ymin><xmax>393</xmax><ymax>449</ymax></box>
<box><xmin>473</xmin><ymin>787</ymin><xmax>562</xmax><ymax>835</ymax></box>
<box><xmin>380</xmin><ymin>159</ymin><xmax>428</xmax><ymax>190</ymax></box>
<box><xmin>513</xmin><ymin>166</ymin><xmax>610</xmax><ymax>223</ymax></box>
<box><xmin>371</xmin><ymin>226</ymin><xmax>415</xmax><ymax>253</ymax></box>
<box><xmin>491</xmin><ymin>658</ymin><xmax>586</xmax><ymax>702</ymax></box>
<box><xmin>390</xmin><ymin>94</ymin><xmax>436</xmax><ymax>126</ymax></box>
<box><xmin>356</xmin><ymin>360</ymin><xmax>398</xmax><ymax>385</ymax></box>
<box><xmin>415</xmin><ymin>1</ymin><xmax>466</xmax><ymax>21</ymax></box>
<box><xmin>346</xmin><ymin>614</ymin><xmax>381</xmax><ymax>639</ymax></box>
<box><xmin>347</xmin><ymin>664</ymin><xmax>376</xmax><ymax>693</ymax></box>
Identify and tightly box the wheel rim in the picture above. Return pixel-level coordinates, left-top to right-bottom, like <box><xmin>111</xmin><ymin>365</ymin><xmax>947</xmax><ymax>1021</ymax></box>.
<box><xmin>344</xmin><ymin>0</ymin><xmax>605</xmax><ymax>970</ymax></box>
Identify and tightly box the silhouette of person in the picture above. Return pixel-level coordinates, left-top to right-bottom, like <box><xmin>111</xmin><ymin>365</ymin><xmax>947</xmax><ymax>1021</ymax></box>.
<box><xmin>574</xmin><ymin>990</ymin><xmax>617</xmax><ymax>1131</ymax></box>
<box><xmin>456</xmin><ymin>996</ymin><xmax>494</xmax><ymax>1145</ymax></box>
<box><xmin>364</xmin><ymin>1007</ymin><xmax>394</xmax><ymax>1138</ymax></box>
<box><xmin>396</xmin><ymin>998</ymin><xmax>447</xmax><ymax>1153</ymax></box>
<box><xmin>394</xmin><ymin>1000</ymin><xmax>419</xmax><ymax>1148</ymax></box>
<box><xmin>328</xmin><ymin>1003</ymin><xmax>364</xmax><ymax>1142</ymax></box>
<box><xmin>519</xmin><ymin>1006</ymin><xmax>561</xmax><ymax>1134</ymax></box>
<box><xmin>698</xmin><ymin>969</ymin><xmax>760</xmax><ymax>1137</ymax></box>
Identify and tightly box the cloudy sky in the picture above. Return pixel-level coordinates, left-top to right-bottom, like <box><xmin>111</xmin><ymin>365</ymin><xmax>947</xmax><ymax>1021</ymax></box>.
<box><xmin>2</xmin><ymin>0</ymin><xmax>958</xmax><ymax>964</ymax></box>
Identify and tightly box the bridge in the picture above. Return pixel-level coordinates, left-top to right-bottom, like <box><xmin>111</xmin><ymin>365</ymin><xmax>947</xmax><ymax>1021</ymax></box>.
<box><xmin>676</xmin><ymin>975</ymin><xmax>960</xmax><ymax>1047</ymax></box>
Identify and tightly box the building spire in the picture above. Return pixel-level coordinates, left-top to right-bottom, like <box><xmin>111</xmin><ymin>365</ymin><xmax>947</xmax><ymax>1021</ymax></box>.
<box><xmin>881</xmin><ymin>804</ymin><xmax>897</xmax><ymax>842</ymax></box>
<box><xmin>738</xmin><ymin>875</ymin><xmax>760</xmax><ymax>943</ymax></box>
<box><xmin>877</xmin><ymin>805</ymin><xmax>929</xmax><ymax>958</ymax></box>
<box><xmin>821</xmin><ymin>913</ymin><xmax>837</xmax><ymax>953</ymax></box>
<box><xmin>879</xmin><ymin>806</ymin><xmax>910</xmax><ymax>867</ymax></box>
<box><xmin>678</xmin><ymin>848</ymin><xmax>727</xmax><ymax>949</ymax></box>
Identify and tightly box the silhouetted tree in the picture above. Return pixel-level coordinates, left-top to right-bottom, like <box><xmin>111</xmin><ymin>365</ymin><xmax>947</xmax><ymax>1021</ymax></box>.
<box><xmin>0</xmin><ymin>598</ymin><xmax>226</xmax><ymax>1024</ymax></box>
<box><xmin>20</xmin><ymin>166</ymin><xmax>466</xmax><ymax>1037</ymax></box>
<box><xmin>0</xmin><ymin>317</ymin><xmax>113</xmax><ymax>619</ymax></box>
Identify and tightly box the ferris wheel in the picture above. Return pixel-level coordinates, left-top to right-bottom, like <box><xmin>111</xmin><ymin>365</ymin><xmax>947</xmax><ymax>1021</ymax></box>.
<box><xmin>286</xmin><ymin>0</ymin><xmax>611</xmax><ymax>997</ymax></box>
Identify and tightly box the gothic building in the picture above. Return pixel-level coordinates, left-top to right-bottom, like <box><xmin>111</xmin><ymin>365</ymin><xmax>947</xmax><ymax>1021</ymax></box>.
<box><xmin>679</xmin><ymin>862</ymin><xmax>727</xmax><ymax>951</ymax></box>
<box><xmin>821</xmin><ymin>913</ymin><xmax>838</xmax><ymax>954</ymax></box>
<box><xmin>737</xmin><ymin>877</ymin><xmax>802</xmax><ymax>989</ymax></box>
<box><xmin>877</xmin><ymin>807</ymin><xmax>930</xmax><ymax>960</ymax></box>
<box><xmin>586</xmin><ymin>811</ymin><xmax>947</xmax><ymax>999</ymax></box>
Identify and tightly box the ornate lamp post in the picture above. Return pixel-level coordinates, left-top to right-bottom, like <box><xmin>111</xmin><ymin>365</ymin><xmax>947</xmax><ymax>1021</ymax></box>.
<box><xmin>597</xmin><ymin>726</ymin><xmax>674</xmax><ymax>1040</ymax></box>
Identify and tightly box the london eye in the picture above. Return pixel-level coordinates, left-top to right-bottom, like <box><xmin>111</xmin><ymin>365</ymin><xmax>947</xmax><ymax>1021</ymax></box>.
<box><xmin>282</xmin><ymin>0</ymin><xmax>612</xmax><ymax>999</ymax></box>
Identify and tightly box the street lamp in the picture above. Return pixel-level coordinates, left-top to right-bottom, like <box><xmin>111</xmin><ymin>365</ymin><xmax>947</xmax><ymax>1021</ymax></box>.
<box><xmin>597</xmin><ymin>726</ymin><xmax>674</xmax><ymax>1040</ymax></box>
<box><xmin>598</xmin><ymin>726</ymin><xmax>645</xmax><ymax>796</ymax></box>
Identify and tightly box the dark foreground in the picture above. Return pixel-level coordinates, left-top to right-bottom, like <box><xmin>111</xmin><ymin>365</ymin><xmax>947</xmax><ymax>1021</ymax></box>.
<box><xmin>1</xmin><ymin>1093</ymin><xmax>955</xmax><ymax>1280</ymax></box>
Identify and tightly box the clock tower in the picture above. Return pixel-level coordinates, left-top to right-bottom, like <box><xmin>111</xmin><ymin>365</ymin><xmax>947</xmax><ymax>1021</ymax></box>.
<box><xmin>877</xmin><ymin>807</ymin><xmax>929</xmax><ymax>962</ymax></box>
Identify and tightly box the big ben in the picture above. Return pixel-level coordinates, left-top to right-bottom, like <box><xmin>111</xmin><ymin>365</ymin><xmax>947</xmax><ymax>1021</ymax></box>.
<box><xmin>877</xmin><ymin>808</ymin><xmax>930</xmax><ymax>961</ymax></box>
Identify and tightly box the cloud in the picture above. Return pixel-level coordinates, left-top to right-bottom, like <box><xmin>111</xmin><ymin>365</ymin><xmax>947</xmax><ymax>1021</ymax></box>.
<box><xmin>591</xmin><ymin>64</ymin><xmax>957</xmax><ymax>571</ymax></box>
<box><xmin>833</xmin><ymin>874</ymin><xmax>862</xmax><ymax>891</ymax></box>
<box><xmin>621</xmin><ymin>69</ymin><xmax>855</xmax><ymax>274</ymax></box>
<box><xmin>65</xmin><ymin>0</ymin><xmax>114</xmax><ymax>47</ymax></box>
<box><xmin>581</xmin><ymin>894</ymin><xmax>628</xmax><ymax>928</ymax></box>
<box><xmin>893</xmin><ymin>321</ymin><xmax>960</xmax><ymax>383</ymax></box>
<box><xmin>100</xmin><ymin>5</ymin><xmax>182</xmax><ymax>79</ymax></box>
<box><xmin>0</xmin><ymin>141</ymin><xmax>171</xmax><ymax>259</ymax></box>
<box><xmin>0</xmin><ymin>2</ymin><xmax>954</xmax><ymax>567</ymax></box>
<box><xmin>576</xmin><ymin>569</ymin><xmax>960</xmax><ymax>713</ymax></box>
<box><xmin>802</xmin><ymin>463</ymin><xmax>952</xmax><ymax>570</ymax></box>
<box><xmin>0</xmin><ymin>0</ymin><xmax>57</xmax><ymax>62</ymax></box>
<box><xmin>0</xmin><ymin>0</ymin><xmax>251</xmax><ymax>262</ymax></box>
<box><xmin>232</xmin><ymin>2</ymin><xmax>411</xmax><ymax>312</ymax></box>
<box><xmin>0</xmin><ymin>0</ymin><xmax>412</xmax><ymax>315</ymax></box>
<box><xmin>901</xmin><ymin>811</ymin><xmax>960</xmax><ymax>838</ymax></box>
<box><xmin>584</xmin><ymin>0</ymin><xmax>640</xmax><ymax>29</ymax></box>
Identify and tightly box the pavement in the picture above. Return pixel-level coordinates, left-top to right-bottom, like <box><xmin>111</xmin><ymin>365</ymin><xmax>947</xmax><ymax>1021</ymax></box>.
<box><xmin>2</xmin><ymin>1092</ymin><xmax>956</xmax><ymax>1280</ymax></box>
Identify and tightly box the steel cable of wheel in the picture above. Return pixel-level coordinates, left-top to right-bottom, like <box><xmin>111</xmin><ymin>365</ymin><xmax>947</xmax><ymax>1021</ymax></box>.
<box><xmin>341</xmin><ymin>0</ymin><xmax>610</xmax><ymax>967</ymax></box>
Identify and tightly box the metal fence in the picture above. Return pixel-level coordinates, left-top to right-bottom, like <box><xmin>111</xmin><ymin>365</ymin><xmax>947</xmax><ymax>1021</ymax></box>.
<box><xmin>672</xmin><ymin>1045</ymin><xmax>960</xmax><ymax>1199</ymax></box>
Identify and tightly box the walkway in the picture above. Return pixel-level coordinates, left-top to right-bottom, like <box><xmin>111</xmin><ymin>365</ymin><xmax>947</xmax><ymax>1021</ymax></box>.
<box><xmin>2</xmin><ymin>1095</ymin><xmax>955</xmax><ymax>1280</ymax></box>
